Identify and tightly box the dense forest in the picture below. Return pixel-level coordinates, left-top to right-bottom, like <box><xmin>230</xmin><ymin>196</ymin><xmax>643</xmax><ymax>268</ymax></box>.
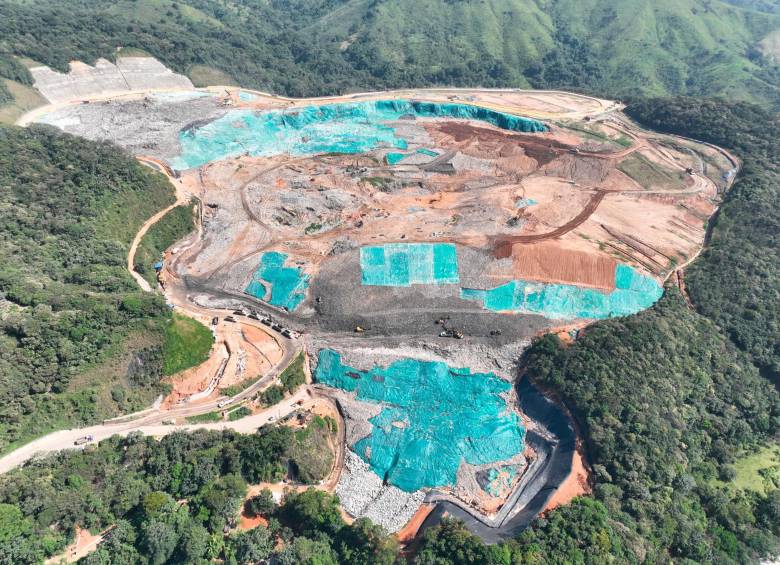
<box><xmin>0</xmin><ymin>0</ymin><xmax>778</xmax><ymax>106</ymax></box>
<box><xmin>0</xmin><ymin>425</ymin><xmax>399</xmax><ymax>564</ymax></box>
<box><xmin>0</xmin><ymin>125</ymin><xmax>207</xmax><ymax>453</ymax></box>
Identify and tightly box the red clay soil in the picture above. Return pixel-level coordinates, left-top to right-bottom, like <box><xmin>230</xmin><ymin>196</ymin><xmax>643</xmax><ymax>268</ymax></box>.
<box><xmin>494</xmin><ymin>191</ymin><xmax>608</xmax><ymax>256</ymax></box>
<box><xmin>434</xmin><ymin>122</ymin><xmax>570</xmax><ymax>166</ymax></box>
<box><xmin>542</xmin><ymin>445</ymin><xmax>592</xmax><ymax>513</ymax></box>
<box><xmin>510</xmin><ymin>242</ymin><xmax>617</xmax><ymax>291</ymax></box>
<box><xmin>397</xmin><ymin>503</ymin><xmax>436</xmax><ymax>544</ymax></box>
<box><xmin>238</xmin><ymin>513</ymin><xmax>269</xmax><ymax>531</ymax></box>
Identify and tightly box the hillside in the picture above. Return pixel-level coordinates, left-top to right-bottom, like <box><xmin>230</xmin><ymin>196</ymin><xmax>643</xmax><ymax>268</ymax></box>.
<box><xmin>0</xmin><ymin>125</ymin><xmax>206</xmax><ymax>453</ymax></box>
<box><xmin>0</xmin><ymin>0</ymin><xmax>778</xmax><ymax>106</ymax></box>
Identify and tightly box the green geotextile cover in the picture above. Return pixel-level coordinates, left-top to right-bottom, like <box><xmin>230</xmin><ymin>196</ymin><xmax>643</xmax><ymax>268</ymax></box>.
<box><xmin>360</xmin><ymin>242</ymin><xmax>459</xmax><ymax>286</ymax></box>
<box><xmin>171</xmin><ymin>99</ymin><xmax>547</xmax><ymax>169</ymax></box>
<box><xmin>461</xmin><ymin>264</ymin><xmax>662</xmax><ymax>319</ymax></box>
<box><xmin>314</xmin><ymin>349</ymin><xmax>525</xmax><ymax>492</ymax></box>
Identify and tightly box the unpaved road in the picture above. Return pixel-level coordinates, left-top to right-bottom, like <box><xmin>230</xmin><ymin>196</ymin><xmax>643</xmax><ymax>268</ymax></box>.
<box><xmin>127</xmin><ymin>157</ymin><xmax>190</xmax><ymax>292</ymax></box>
<box><xmin>0</xmin><ymin>161</ymin><xmax>304</xmax><ymax>475</ymax></box>
<box><xmin>0</xmin><ymin>386</ymin><xmax>311</xmax><ymax>475</ymax></box>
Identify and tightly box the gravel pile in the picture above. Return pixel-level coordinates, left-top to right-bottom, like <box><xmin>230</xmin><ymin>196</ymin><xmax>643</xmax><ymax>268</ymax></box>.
<box><xmin>336</xmin><ymin>450</ymin><xmax>425</xmax><ymax>533</ymax></box>
<box><xmin>37</xmin><ymin>94</ymin><xmax>225</xmax><ymax>160</ymax></box>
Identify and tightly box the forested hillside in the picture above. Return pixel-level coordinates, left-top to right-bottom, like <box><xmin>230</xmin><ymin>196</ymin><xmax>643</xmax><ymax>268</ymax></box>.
<box><xmin>0</xmin><ymin>0</ymin><xmax>778</xmax><ymax>106</ymax></box>
<box><xmin>626</xmin><ymin>98</ymin><xmax>780</xmax><ymax>381</ymax></box>
<box><xmin>0</xmin><ymin>125</ymin><xmax>205</xmax><ymax>453</ymax></box>
<box><xmin>0</xmin><ymin>425</ymin><xmax>399</xmax><ymax>564</ymax></box>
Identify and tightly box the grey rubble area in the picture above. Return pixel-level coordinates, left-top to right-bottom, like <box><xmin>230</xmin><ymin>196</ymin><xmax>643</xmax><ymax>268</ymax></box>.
<box><xmin>306</xmin><ymin>246</ymin><xmax>552</xmax><ymax>343</ymax></box>
<box><xmin>336</xmin><ymin>450</ymin><xmax>425</xmax><ymax>533</ymax></box>
<box><xmin>30</xmin><ymin>57</ymin><xmax>195</xmax><ymax>104</ymax></box>
<box><xmin>37</xmin><ymin>94</ymin><xmax>226</xmax><ymax>160</ymax></box>
<box><xmin>307</xmin><ymin>334</ymin><xmax>530</xmax><ymax>381</ymax></box>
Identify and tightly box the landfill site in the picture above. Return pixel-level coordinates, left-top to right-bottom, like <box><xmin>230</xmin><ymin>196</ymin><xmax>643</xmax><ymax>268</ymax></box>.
<box><xmin>23</xmin><ymin>57</ymin><xmax>739</xmax><ymax>542</ymax></box>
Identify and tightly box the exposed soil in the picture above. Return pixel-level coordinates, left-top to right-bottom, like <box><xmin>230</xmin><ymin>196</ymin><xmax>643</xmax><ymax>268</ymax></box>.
<box><xmin>542</xmin><ymin>445</ymin><xmax>591</xmax><ymax>513</ymax></box>
<box><xmin>509</xmin><ymin>241</ymin><xmax>616</xmax><ymax>290</ymax></box>
<box><xmin>397</xmin><ymin>503</ymin><xmax>436</xmax><ymax>544</ymax></box>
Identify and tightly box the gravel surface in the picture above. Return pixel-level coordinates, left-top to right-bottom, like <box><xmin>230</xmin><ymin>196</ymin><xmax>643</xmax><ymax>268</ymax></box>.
<box><xmin>336</xmin><ymin>450</ymin><xmax>425</xmax><ymax>533</ymax></box>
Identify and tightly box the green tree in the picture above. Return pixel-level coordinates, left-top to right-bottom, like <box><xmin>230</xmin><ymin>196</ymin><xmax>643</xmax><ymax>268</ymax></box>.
<box><xmin>276</xmin><ymin>536</ymin><xmax>339</xmax><ymax>565</ymax></box>
<box><xmin>245</xmin><ymin>489</ymin><xmax>275</xmax><ymax>517</ymax></box>
<box><xmin>277</xmin><ymin>489</ymin><xmax>344</xmax><ymax>539</ymax></box>
<box><xmin>141</xmin><ymin>520</ymin><xmax>179</xmax><ymax>565</ymax></box>
<box><xmin>336</xmin><ymin>517</ymin><xmax>399</xmax><ymax>565</ymax></box>
<box><xmin>229</xmin><ymin>526</ymin><xmax>274</xmax><ymax>564</ymax></box>
<box><xmin>415</xmin><ymin>519</ymin><xmax>494</xmax><ymax>565</ymax></box>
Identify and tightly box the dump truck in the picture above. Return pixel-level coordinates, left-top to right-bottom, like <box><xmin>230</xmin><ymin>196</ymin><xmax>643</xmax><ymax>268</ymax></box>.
<box><xmin>74</xmin><ymin>435</ymin><xmax>94</xmax><ymax>446</ymax></box>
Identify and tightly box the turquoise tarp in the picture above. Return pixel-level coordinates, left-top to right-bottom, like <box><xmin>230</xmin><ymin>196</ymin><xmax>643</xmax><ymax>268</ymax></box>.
<box><xmin>461</xmin><ymin>264</ymin><xmax>662</xmax><ymax>319</ymax></box>
<box><xmin>314</xmin><ymin>349</ymin><xmax>525</xmax><ymax>492</ymax></box>
<box><xmin>360</xmin><ymin>243</ymin><xmax>459</xmax><ymax>286</ymax></box>
<box><xmin>244</xmin><ymin>251</ymin><xmax>309</xmax><ymax>311</ymax></box>
<box><xmin>171</xmin><ymin>99</ymin><xmax>547</xmax><ymax>170</ymax></box>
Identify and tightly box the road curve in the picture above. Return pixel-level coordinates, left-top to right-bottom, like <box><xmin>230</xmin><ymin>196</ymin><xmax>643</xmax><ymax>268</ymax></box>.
<box><xmin>417</xmin><ymin>378</ymin><xmax>576</xmax><ymax>543</ymax></box>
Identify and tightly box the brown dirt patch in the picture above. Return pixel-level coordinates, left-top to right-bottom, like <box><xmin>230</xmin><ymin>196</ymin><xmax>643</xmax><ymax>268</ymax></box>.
<box><xmin>494</xmin><ymin>190</ymin><xmax>607</xmax><ymax>254</ymax></box>
<box><xmin>238</xmin><ymin>514</ymin><xmax>269</xmax><ymax>531</ymax></box>
<box><xmin>543</xmin><ymin>445</ymin><xmax>591</xmax><ymax>513</ymax></box>
<box><xmin>45</xmin><ymin>525</ymin><xmax>111</xmax><ymax>564</ymax></box>
<box><xmin>397</xmin><ymin>503</ymin><xmax>436</xmax><ymax>544</ymax></box>
<box><xmin>510</xmin><ymin>242</ymin><xmax>616</xmax><ymax>290</ymax></box>
<box><xmin>434</xmin><ymin>122</ymin><xmax>570</xmax><ymax>166</ymax></box>
<box><xmin>241</xmin><ymin>324</ymin><xmax>284</xmax><ymax>364</ymax></box>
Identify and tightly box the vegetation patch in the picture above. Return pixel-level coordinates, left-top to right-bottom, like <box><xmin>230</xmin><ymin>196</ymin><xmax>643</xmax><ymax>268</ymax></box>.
<box><xmin>133</xmin><ymin>199</ymin><xmax>197</xmax><ymax>287</ymax></box>
<box><xmin>288</xmin><ymin>415</ymin><xmax>336</xmax><ymax>483</ymax></box>
<box><xmin>185</xmin><ymin>410</ymin><xmax>223</xmax><ymax>424</ymax></box>
<box><xmin>227</xmin><ymin>406</ymin><xmax>252</xmax><ymax>422</ymax></box>
<box><xmin>617</xmin><ymin>152</ymin><xmax>682</xmax><ymax>189</ymax></box>
<box><xmin>0</xmin><ymin>125</ymin><xmax>177</xmax><ymax>453</ymax></box>
<box><xmin>221</xmin><ymin>375</ymin><xmax>262</xmax><ymax>398</ymax></box>
<box><xmin>715</xmin><ymin>443</ymin><xmax>780</xmax><ymax>495</ymax></box>
<box><xmin>162</xmin><ymin>312</ymin><xmax>213</xmax><ymax>376</ymax></box>
<box><xmin>0</xmin><ymin>0</ymin><xmax>778</xmax><ymax>107</ymax></box>
<box><xmin>0</xmin><ymin>429</ymin><xmax>390</xmax><ymax>564</ymax></box>
<box><xmin>259</xmin><ymin>384</ymin><xmax>285</xmax><ymax>407</ymax></box>
<box><xmin>279</xmin><ymin>352</ymin><xmax>306</xmax><ymax>393</ymax></box>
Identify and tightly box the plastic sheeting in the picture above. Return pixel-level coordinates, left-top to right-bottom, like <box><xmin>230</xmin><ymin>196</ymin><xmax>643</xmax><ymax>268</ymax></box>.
<box><xmin>461</xmin><ymin>264</ymin><xmax>662</xmax><ymax>319</ymax></box>
<box><xmin>360</xmin><ymin>243</ymin><xmax>459</xmax><ymax>286</ymax></box>
<box><xmin>314</xmin><ymin>349</ymin><xmax>525</xmax><ymax>492</ymax></box>
<box><xmin>385</xmin><ymin>152</ymin><xmax>406</xmax><ymax>165</ymax></box>
<box><xmin>484</xmin><ymin>466</ymin><xmax>517</xmax><ymax>497</ymax></box>
<box><xmin>171</xmin><ymin>99</ymin><xmax>547</xmax><ymax>169</ymax></box>
<box><xmin>244</xmin><ymin>251</ymin><xmax>309</xmax><ymax>311</ymax></box>
<box><xmin>515</xmin><ymin>198</ymin><xmax>537</xmax><ymax>208</ymax></box>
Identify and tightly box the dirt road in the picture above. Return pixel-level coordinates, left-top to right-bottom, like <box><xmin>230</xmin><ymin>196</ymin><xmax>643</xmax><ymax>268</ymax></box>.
<box><xmin>127</xmin><ymin>157</ymin><xmax>190</xmax><ymax>292</ymax></box>
<box><xmin>0</xmin><ymin>386</ymin><xmax>310</xmax><ymax>475</ymax></box>
<box><xmin>0</xmin><ymin>159</ymin><xmax>305</xmax><ymax>475</ymax></box>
